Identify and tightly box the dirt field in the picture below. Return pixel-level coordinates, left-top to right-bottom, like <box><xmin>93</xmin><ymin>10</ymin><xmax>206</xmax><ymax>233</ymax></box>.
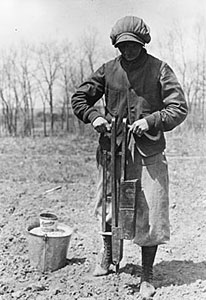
<box><xmin>0</xmin><ymin>129</ymin><xmax>206</xmax><ymax>300</ymax></box>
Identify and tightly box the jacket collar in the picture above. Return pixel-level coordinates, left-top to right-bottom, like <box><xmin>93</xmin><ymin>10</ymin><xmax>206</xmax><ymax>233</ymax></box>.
<box><xmin>120</xmin><ymin>48</ymin><xmax>148</xmax><ymax>71</ymax></box>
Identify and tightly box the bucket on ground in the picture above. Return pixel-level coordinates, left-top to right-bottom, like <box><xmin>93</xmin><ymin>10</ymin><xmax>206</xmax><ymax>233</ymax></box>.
<box><xmin>27</xmin><ymin>220</ymin><xmax>73</xmax><ymax>273</ymax></box>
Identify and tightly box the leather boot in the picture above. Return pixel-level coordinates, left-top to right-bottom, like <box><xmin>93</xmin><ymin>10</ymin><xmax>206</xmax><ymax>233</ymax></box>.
<box><xmin>93</xmin><ymin>225</ymin><xmax>112</xmax><ymax>276</ymax></box>
<box><xmin>140</xmin><ymin>245</ymin><xmax>157</xmax><ymax>299</ymax></box>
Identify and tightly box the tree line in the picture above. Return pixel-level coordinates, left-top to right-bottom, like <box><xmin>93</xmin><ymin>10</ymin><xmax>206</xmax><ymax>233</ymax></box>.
<box><xmin>0</xmin><ymin>22</ymin><xmax>205</xmax><ymax>137</ymax></box>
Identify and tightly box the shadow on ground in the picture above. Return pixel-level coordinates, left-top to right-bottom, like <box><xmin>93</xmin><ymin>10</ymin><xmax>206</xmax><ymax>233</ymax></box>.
<box><xmin>154</xmin><ymin>259</ymin><xmax>206</xmax><ymax>287</ymax></box>
<box><xmin>120</xmin><ymin>260</ymin><xmax>206</xmax><ymax>289</ymax></box>
<box><xmin>66</xmin><ymin>257</ymin><xmax>86</xmax><ymax>265</ymax></box>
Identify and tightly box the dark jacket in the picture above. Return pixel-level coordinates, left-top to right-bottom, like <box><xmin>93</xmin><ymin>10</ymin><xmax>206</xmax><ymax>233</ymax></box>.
<box><xmin>71</xmin><ymin>49</ymin><xmax>188</xmax><ymax>156</ymax></box>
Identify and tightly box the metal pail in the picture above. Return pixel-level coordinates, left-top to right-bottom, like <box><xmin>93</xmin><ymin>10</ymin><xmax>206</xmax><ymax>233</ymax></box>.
<box><xmin>27</xmin><ymin>222</ymin><xmax>73</xmax><ymax>272</ymax></box>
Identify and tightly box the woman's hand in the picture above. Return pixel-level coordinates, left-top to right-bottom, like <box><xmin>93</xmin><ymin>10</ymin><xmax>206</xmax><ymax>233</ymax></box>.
<box><xmin>92</xmin><ymin>117</ymin><xmax>111</xmax><ymax>133</ymax></box>
<box><xmin>129</xmin><ymin>119</ymin><xmax>149</xmax><ymax>137</ymax></box>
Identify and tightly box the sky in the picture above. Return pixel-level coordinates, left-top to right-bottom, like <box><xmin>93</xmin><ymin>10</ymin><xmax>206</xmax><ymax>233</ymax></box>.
<box><xmin>0</xmin><ymin>0</ymin><xmax>205</xmax><ymax>51</ymax></box>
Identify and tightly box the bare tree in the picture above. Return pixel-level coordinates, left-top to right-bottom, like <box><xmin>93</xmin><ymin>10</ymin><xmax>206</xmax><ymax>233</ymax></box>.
<box><xmin>59</xmin><ymin>43</ymin><xmax>75</xmax><ymax>132</ymax></box>
<box><xmin>35</xmin><ymin>42</ymin><xmax>61</xmax><ymax>135</ymax></box>
<box><xmin>155</xmin><ymin>18</ymin><xmax>206</xmax><ymax>131</ymax></box>
<box><xmin>0</xmin><ymin>49</ymin><xmax>21</xmax><ymax>136</ymax></box>
<box><xmin>17</xmin><ymin>44</ymin><xmax>37</xmax><ymax>136</ymax></box>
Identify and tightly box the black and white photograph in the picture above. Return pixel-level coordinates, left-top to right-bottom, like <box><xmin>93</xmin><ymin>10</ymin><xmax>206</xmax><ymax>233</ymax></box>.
<box><xmin>0</xmin><ymin>0</ymin><xmax>206</xmax><ymax>299</ymax></box>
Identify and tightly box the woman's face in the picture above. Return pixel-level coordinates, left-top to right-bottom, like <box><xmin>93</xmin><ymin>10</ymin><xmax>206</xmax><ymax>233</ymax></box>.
<box><xmin>117</xmin><ymin>41</ymin><xmax>142</xmax><ymax>61</ymax></box>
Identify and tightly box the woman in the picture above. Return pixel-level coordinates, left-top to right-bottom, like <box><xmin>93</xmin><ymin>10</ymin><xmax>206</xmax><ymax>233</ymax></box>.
<box><xmin>71</xmin><ymin>16</ymin><xmax>188</xmax><ymax>299</ymax></box>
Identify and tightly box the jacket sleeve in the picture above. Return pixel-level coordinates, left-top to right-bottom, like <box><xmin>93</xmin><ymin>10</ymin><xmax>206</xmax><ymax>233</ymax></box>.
<box><xmin>71</xmin><ymin>64</ymin><xmax>105</xmax><ymax>124</ymax></box>
<box><xmin>145</xmin><ymin>63</ymin><xmax>188</xmax><ymax>131</ymax></box>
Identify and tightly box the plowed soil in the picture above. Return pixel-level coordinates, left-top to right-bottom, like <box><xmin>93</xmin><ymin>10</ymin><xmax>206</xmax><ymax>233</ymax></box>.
<box><xmin>0</xmin><ymin>130</ymin><xmax>206</xmax><ymax>300</ymax></box>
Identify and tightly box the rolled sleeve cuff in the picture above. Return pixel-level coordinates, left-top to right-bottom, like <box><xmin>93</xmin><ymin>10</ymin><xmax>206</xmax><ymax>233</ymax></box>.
<box><xmin>144</xmin><ymin>111</ymin><xmax>163</xmax><ymax>130</ymax></box>
<box><xmin>86</xmin><ymin>110</ymin><xmax>104</xmax><ymax>124</ymax></box>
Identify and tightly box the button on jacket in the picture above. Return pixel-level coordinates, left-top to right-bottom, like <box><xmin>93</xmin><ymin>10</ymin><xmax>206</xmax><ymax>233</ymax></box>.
<box><xmin>71</xmin><ymin>48</ymin><xmax>188</xmax><ymax>156</ymax></box>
